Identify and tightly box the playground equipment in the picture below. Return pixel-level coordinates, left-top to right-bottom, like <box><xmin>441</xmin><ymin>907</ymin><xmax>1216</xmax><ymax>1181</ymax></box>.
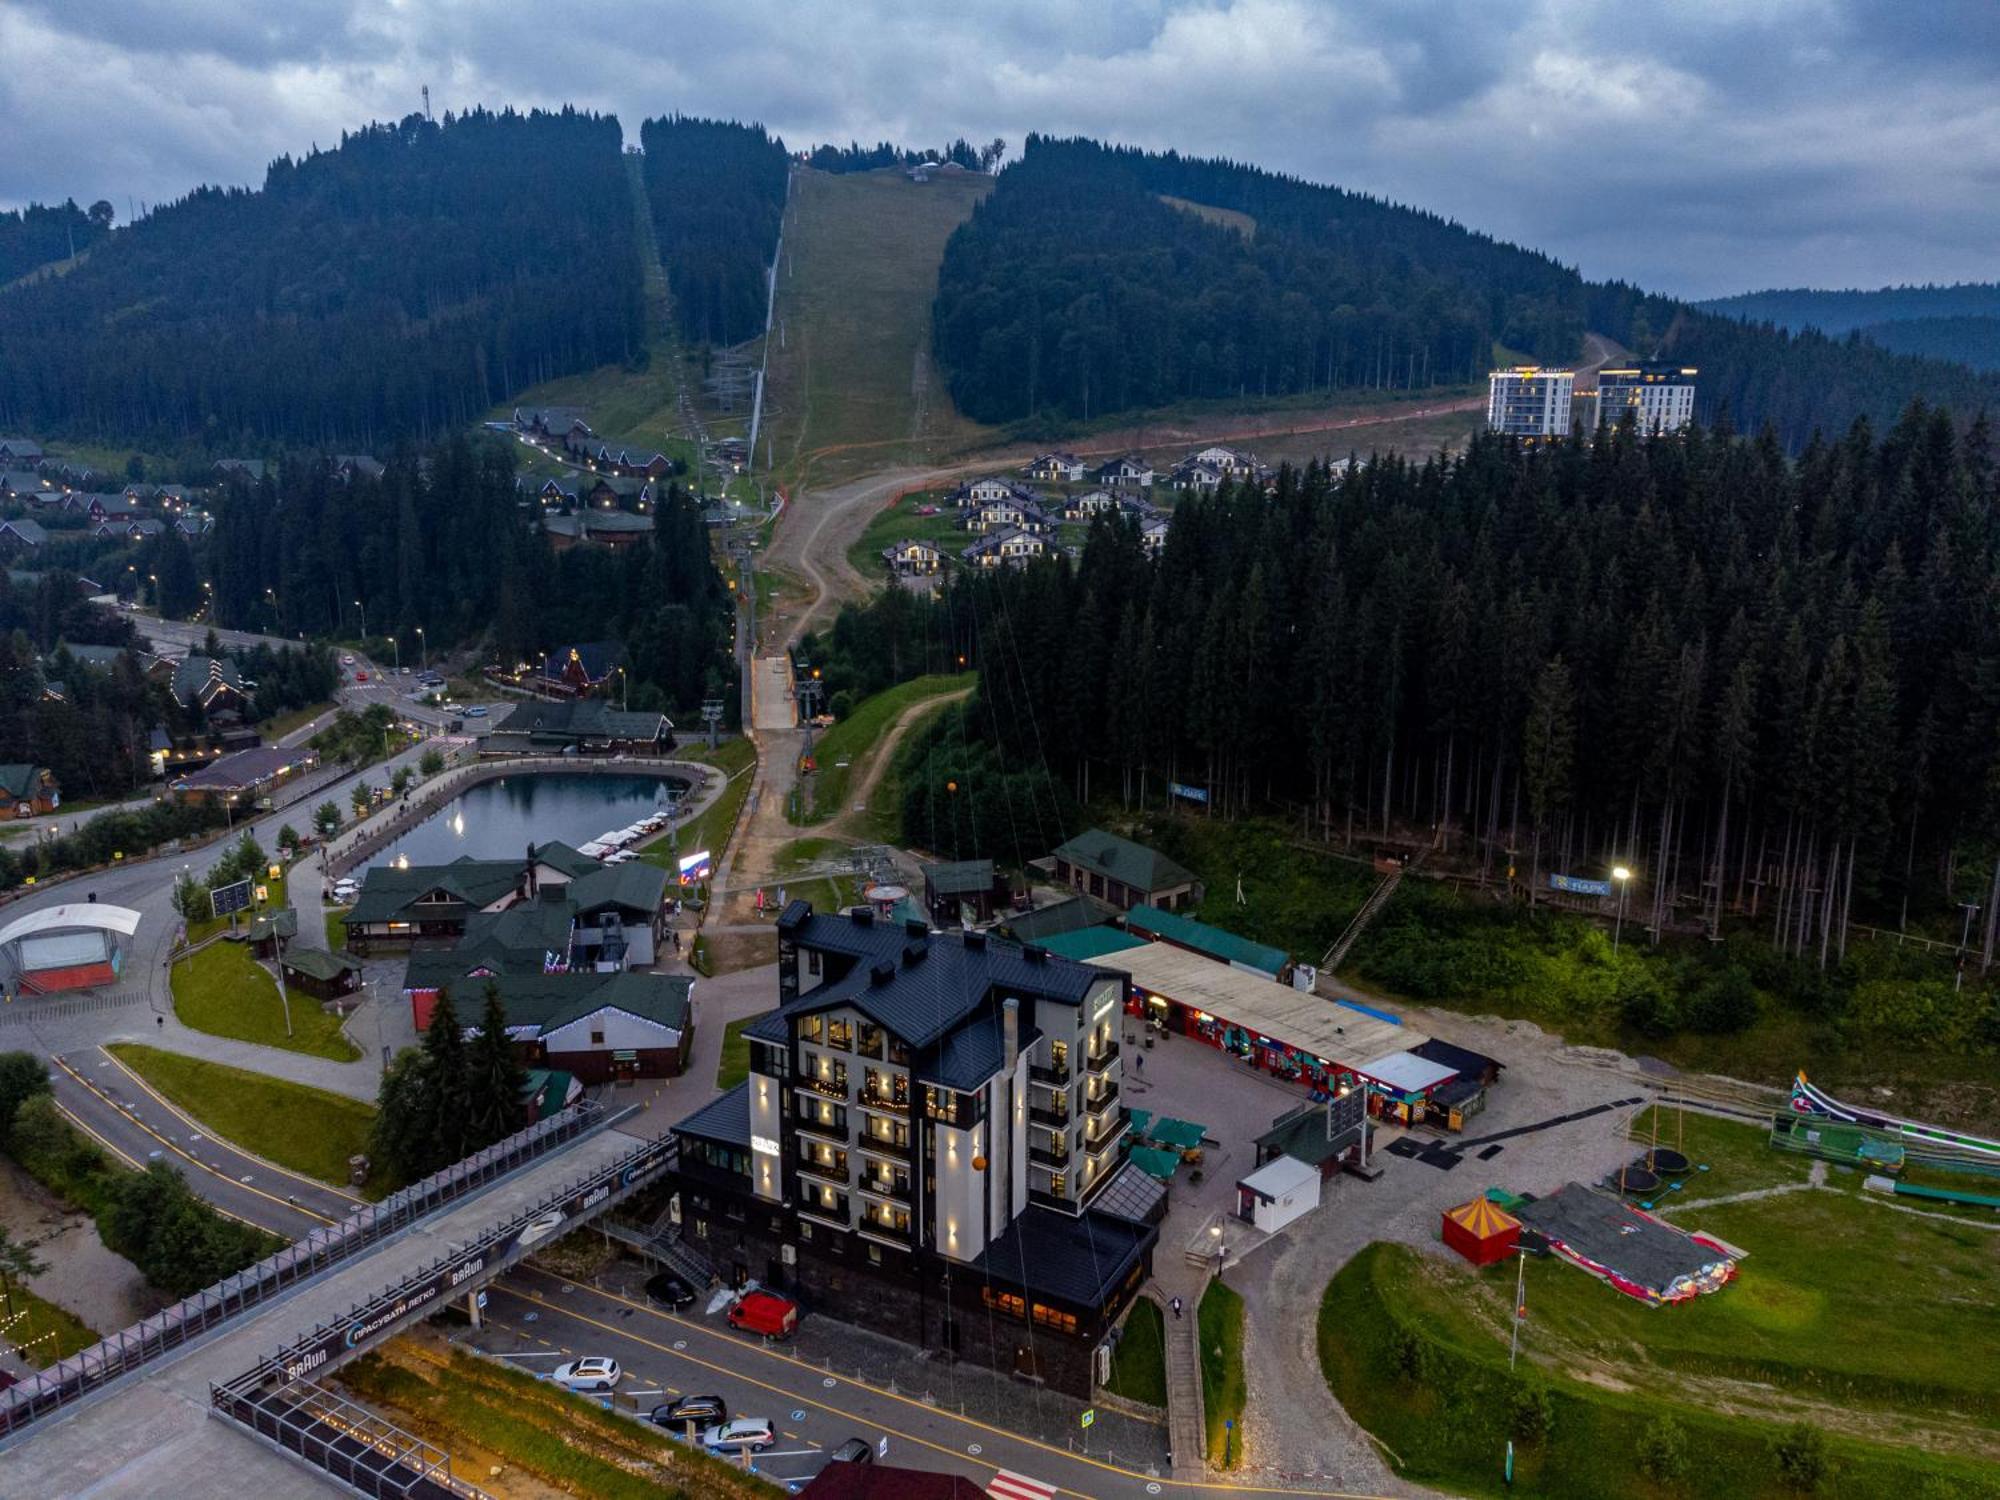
<box><xmin>1775</xmin><ymin>1072</ymin><xmax>2000</xmax><ymax>1180</ymax></box>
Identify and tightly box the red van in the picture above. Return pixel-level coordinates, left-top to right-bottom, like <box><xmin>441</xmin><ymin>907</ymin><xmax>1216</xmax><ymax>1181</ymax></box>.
<box><xmin>725</xmin><ymin>1290</ymin><xmax>798</xmax><ymax>1339</ymax></box>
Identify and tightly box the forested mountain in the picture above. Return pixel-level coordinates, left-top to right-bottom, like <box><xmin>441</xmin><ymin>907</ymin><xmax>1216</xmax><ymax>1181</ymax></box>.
<box><xmin>935</xmin><ymin>137</ymin><xmax>2000</xmax><ymax>447</ymax></box>
<box><xmin>826</xmin><ymin>404</ymin><xmax>2000</xmax><ymax>974</ymax></box>
<box><xmin>0</xmin><ymin>108</ymin><xmax>642</xmax><ymax>449</ymax></box>
<box><xmin>1856</xmin><ymin>316</ymin><xmax>2000</xmax><ymax>372</ymax></box>
<box><xmin>0</xmin><ymin>200</ymin><xmax>112</xmax><ymax>286</ymax></box>
<box><xmin>205</xmin><ymin>438</ymin><xmax>733</xmax><ymax>719</ymax></box>
<box><xmin>934</xmin><ymin>136</ymin><xmax>1583</xmax><ymax>423</ymax></box>
<box><xmin>640</xmin><ymin>115</ymin><xmax>789</xmax><ymax>347</ymax></box>
<box><xmin>1698</xmin><ymin>283</ymin><xmax>2000</xmax><ymax>335</ymax></box>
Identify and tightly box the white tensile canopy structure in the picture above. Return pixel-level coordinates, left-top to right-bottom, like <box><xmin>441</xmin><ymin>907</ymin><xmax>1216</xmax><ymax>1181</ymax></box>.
<box><xmin>0</xmin><ymin>903</ymin><xmax>144</xmax><ymax>946</ymax></box>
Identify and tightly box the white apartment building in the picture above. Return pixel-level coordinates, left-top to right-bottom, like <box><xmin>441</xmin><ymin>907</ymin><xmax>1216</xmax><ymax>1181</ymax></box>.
<box><xmin>1486</xmin><ymin>367</ymin><xmax>1575</xmax><ymax>438</ymax></box>
<box><xmin>1595</xmin><ymin>364</ymin><xmax>1698</xmax><ymax>434</ymax></box>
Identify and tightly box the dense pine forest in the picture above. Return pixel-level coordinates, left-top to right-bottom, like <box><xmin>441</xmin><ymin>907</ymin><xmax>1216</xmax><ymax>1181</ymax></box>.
<box><xmin>820</xmin><ymin>405</ymin><xmax>2000</xmax><ymax>975</ymax></box>
<box><xmin>936</xmin><ymin>137</ymin><xmax>2000</xmax><ymax>448</ymax></box>
<box><xmin>204</xmin><ymin>438</ymin><xmax>733</xmax><ymax>719</ymax></box>
<box><xmin>0</xmin><ymin>108</ymin><xmax>642</xmax><ymax>449</ymax></box>
<box><xmin>805</xmin><ymin>139</ymin><xmax>1001</xmax><ymax>174</ymax></box>
<box><xmin>640</xmin><ymin>115</ymin><xmax>789</xmax><ymax>348</ymax></box>
<box><xmin>1856</xmin><ymin>316</ymin><xmax>2000</xmax><ymax>372</ymax></box>
<box><xmin>934</xmin><ymin>136</ymin><xmax>1580</xmax><ymax>423</ymax></box>
<box><xmin>0</xmin><ymin>200</ymin><xmax>112</xmax><ymax>286</ymax></box>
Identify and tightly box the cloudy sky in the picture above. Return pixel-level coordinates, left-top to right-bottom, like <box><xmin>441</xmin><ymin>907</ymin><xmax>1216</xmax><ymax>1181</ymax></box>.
<box><xmin>2</xmin><ymin>0</ymin><xmax>1992</xmax><ymax>298</ymax></box>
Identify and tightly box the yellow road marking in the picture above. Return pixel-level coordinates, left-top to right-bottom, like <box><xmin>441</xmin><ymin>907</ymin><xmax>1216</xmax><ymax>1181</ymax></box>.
<box><xmin>52</xmin><ymin>1055</ymin><xmax>336</xmax><ymax>1228</ymax></box>
<box><xmin>96</xmin><ymin>1044</ymin><xmax>365</xmax><ymax>1205</ymax></box>
<box><xmin>500</xmin><ymin>1277</ymin><xmax>1396</xmax><ymax>1499</ymax></box>
<box><xmin>51</xmin><ymin>1100</ymin><xmax>276</xmax><ymax>1237</ymax></box>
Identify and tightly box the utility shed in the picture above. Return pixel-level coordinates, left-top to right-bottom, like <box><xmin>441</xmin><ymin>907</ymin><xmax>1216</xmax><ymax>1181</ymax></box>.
<box><xmin>1236</xmin><ymin>1153</ymin><xmax>1320</xmax><ymax>1234</ymax></box>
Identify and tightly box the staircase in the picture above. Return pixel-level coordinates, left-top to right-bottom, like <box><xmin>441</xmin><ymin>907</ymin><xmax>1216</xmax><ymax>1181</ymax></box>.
<box><xmin>1158</xmin><ymin>1292</ymin><xmax>1207</xmax><ymax>1473</ymax></box>
<box><xmin>1319</xmin><ymin>865</ymin><xmax>1405</xmax><ymax>977</ymax></box>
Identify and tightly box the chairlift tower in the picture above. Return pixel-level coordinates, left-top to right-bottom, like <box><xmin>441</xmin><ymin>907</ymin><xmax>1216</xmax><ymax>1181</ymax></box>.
<box><xmin>700</xmin><ymin>697</ymin><xmax>724</xmax><ymax>751</ymax></box>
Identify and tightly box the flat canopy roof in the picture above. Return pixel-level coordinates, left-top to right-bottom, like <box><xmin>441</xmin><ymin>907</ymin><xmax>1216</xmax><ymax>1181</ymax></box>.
<box><xmin>1091</xmin><ymin>941</ymin><xmax>1425</xmax><ymax>1077</ymax></box>
<box><xmin>1239</xmin><ymin>1153</ymin><xmax>1319</xmax><ymax>1203</ymax></box>
<box><xmin>1362</xmin><ymin>1049</ymin><xmax>1459</xmax><ymax>1095</ymax></box>
<box><xmin>0</xmin><ymin>903</ymin><xmax>143</xmax><ymax>945</ymax></box>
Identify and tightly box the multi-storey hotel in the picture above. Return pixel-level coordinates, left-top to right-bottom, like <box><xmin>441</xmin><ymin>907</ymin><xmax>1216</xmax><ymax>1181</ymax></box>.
<box><xmin>1486</xmin><ymin>366</ymin><xmax>1575</xmax><ymax>438</ymax></box>
<box><xmin>1595</xmin><ymin>362</ymin><xmax>1698</xmax><ymax>434</ymax></box>
<box><xmin>668</xmin><ymin>902</ymin><xmax>1157</xmax><ymax>1395</ymax></box>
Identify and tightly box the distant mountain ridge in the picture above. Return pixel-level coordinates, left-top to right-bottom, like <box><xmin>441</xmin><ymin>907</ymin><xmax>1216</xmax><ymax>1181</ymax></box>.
<box><xmin>1697</xmin><ymin>283</ymin><xmax>2000</xmax><ymax>335</ymax></box>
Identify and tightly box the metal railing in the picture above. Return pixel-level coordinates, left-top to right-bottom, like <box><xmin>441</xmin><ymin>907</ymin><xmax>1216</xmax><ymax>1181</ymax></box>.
<box><xmin>0</xmin><ymin>1099</ymin><xmax>612</xmax><ymax>1443</ymax></box>
<box><xmin>210</xmin><ymin>1379</ymin><xmax>491</xmax><ymax>1499</ymax></box>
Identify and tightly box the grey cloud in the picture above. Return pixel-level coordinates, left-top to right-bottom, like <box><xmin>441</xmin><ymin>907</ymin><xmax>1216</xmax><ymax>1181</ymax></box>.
<box><xmin>1</xmin><ymin>0</ymin><xmax>1996</xmax><ymax>297</ymax></box>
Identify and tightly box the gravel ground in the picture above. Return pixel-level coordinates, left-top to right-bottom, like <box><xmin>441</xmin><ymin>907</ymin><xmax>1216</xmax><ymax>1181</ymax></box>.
<box><xmin>1131</xmin><ymin>1008</ymin><xmax>1652</xmax><ymax>1493</ymax></box>
<box><xmin>0</xmin><ymin>1156</ymin><xmax>158</xmax><ymax>1350</ymax></box>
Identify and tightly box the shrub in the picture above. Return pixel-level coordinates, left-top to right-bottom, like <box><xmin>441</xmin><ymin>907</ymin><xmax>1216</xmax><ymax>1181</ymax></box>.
<box><xmin>1638</xmin><ymin>1413</ymin><xmax>1690</xmax><ymax>1485</ymax></box>
<box><xmin>1506</xmin><ymin>1377</ymin><xmax>1554</xmax><ymax>1445</ymax></box>
<box><xmin>1772</xmin><ymin>1421</ymin><xmax>1829</xmax><ymax>1493</ymax></box>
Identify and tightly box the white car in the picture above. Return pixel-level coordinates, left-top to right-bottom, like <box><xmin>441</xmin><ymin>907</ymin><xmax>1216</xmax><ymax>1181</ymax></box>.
<box><xmin>700</xmin><ymin>1418</ymin><xmax>775</xmax><ymax>1452</ymax></box>
<box><xmin>341</xmin><ymin>655</ymin><xmax>355</xmax><ymax>665</ymax></box>
<box><xmin>549</xmin><ymin>1357</ymin><xmax>621</xmax><ymax>1392</ymax></box>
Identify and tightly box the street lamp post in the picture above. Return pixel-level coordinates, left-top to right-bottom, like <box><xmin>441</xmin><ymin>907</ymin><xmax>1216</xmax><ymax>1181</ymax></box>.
<box><xmin>390</xmin><ymin>636</ymin><xmax>400</xmax><ymax>672</ymax></box>
<box><xmin>416</xmin><ymin>627</ymin><xmax>427</xmax><ymax>672</ymax></box>
<box><xmin>354</xmin><ymin>599</ymin><xmax>368</xmax><ymax>643</ymax></box>
<box><xmin>1612</xmin><ymin>865</ymin><xmax>1632</xmax><ymax>953</ymax></box>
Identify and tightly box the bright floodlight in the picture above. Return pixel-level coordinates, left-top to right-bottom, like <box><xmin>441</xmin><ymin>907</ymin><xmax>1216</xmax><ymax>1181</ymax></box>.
<box><xmin>1612</xmin><ymin>865</ymin><xmax>1632</xmax><ymax>882</ymax></box>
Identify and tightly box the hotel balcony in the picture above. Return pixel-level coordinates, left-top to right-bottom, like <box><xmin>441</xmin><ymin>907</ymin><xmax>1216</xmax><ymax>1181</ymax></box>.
<box><xmin>855</xmin><ymin>1132</ymin><xmax>913</xmax><ymax>1161</ymax></box>
<box><xmin>857</xmin><ymin>1174</ymin><xmax>913</xmax><ymax>1204</ymax></box>
<box><xmin>797</xmin><ymin>1075</ymin><xmax>850</xmax><ymax>1101</ymax></box>
<box><xmin>794</xmin><ymin>1111</ymin><xmax>849</xmax><ymax>1144</ymax></box>
<box><xmin>1085</xmin><ymin>1040</ymin><xmax>1120</xmax><ymax>1073</ymax></box>
<box><xmin>1084</xmin><ymin>1080</ymin><xmax>1120</xmax><ymax>1116</ymax></box>
<box><xmin>1028</xmin><ymin>1101</ymin><xmax>1070</xmax><ymax>1129</ymax></box>
<box><xmin>1029</xmin><ymin>1059</ymin><xmax>1071</xmax><ymax>1087</ymax></box>
<box><xmin>796</xmin><ymin>1193</ymin><xmax>851</xmax><ymax>1229</ymax></box>
<box><xmin>795</xmin><ymin>1157</ymin><xmax>850</xmax><ymax>1188</ymax></box>
<box><xmin>1028</xmin><ymin>1141</ymin><xmax>1072</xmax><ymax>1170</ymax></box>
<box><xmin>1084</xmin><ymin>1115</ymin><xmax>1129</xmax><ymax>1156</ymax></box>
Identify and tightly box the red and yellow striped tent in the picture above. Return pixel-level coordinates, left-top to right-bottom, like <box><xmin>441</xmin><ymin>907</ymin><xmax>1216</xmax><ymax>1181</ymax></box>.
<box><xmin>1442</xmin><ymin>1194</ymin><xmax>1522</xmax><ymax>1266</ymax></box>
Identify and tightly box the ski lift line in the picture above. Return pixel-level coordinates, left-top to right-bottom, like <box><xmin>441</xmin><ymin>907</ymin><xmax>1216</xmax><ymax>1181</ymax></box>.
<box><xmin>1791</xmin><ymin>1073</ymin><xmax>2000</xmax><ymax>1159</ymax></box>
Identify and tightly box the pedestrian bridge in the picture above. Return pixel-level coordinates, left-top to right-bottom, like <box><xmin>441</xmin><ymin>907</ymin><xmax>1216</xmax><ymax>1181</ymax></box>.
<box><xmin>0</xmin><ymin>1111</ymin><xmax>679</xmax><ymax>1499</ymax></box>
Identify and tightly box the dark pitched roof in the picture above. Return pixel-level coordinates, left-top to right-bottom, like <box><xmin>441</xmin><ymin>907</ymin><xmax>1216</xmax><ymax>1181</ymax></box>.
<box><xmin>487</xmin><ymin>698</ymin><xmax>671</xmax><ymax>746</ymax></box>
<box><xmin>430</xmin><ymin>969</ymin><xmax>693</xmax><ymax>1037</ymax></box>
<box><xmin>1255</xmin><ymin>1102</ymin><xmax>1362</xmax><ymax>1167</ymax></box>
<box><xmin>0</xmin><ymin>518</ymin><xmax>47</xmax><ymax>546</ymax></box>
<box><xmin>566</xmin><ymin>860</ymin><xmax>668</xmax><ymax>915</ymax></box>
<box><xmin>1411</xmin><ymin>1037</ymin><xmax>1504</xmax><ymax>1077</ymax></box>
<box><xmin>778</xmin><ymin>905</ymin><xmax>1106</xmax><ymax>1053</ymax></box>
<box><xmin>170</xmin><ymin>654</ymin><xmax>245</xmax><ymax>707</ymax></box>
<box><xmin>1123</xmin><ymin>904</ymin><xmax>1286</xmax><ymax>975</ymax></box>
<box><xmin>0</xmin><ymin>764</ymin><xmax>49</xmax><ymax>800</ymax></box>
<box><xmin>171</xmin><ymin>745</ymin><xmax>313</xmax><ymax>792</ymax></box>
<box><xmin>921</xmin><ymin>859</ymin><xmax>996</xmax><ymax>897</ymax></box>
<box><xmin>282</xmin><ymin>948</ymin><xmax>362</xmax><ymax>983</ymax></box>
<box><xmin>345</xmin><ymin>857</ymin><xmax>525</xmax><ymax>925</ymax></box>
<box><xmin>541</xmin><ymin>641</ymin><xmax>625</xmax><ymax>683</ymax></box>
<box><xmin>973</xmin><ymin>1206</ymin><xmax>1155</xmax><ymax>1308</ymax></box>
<box><xmin>1053</xmin><ymin>829</ymin><xmax>1196</xmax><ymax>893</ymax></box>
<box><xmin>246</xmin><ymin>908</ymin><xmax>300</xmax><ymax>943</ymax></box>
<box><xmin>1000</xmin><ymin>896</ymin><xmax>1097</xmax><ymax>941</ymax></box>
<box><xmin>674</xmin><ymin>1080</ymin><xmax>753</xmax><ymax>1149</ymax></box>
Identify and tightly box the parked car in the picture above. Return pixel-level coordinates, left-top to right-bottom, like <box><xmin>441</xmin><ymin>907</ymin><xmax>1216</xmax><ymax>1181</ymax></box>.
<box><xmin>464</xmin><ymin>705</ymin><xmax>488</xmax><ymax>718</ymax></box>
<box><xmin>914</xmin><ymin>504</ymin><xmax>939</xmax><ymax>517</ymax></box>
<box><xmin>354</xmin><ymin>671</ymin><xmax>369</xmax><ymax>683</ymax></box>
<box><xmin>549</xmin><ymin>1357</ymin><xmax>620</xmax><ymax>1392</ymax></box>
<box><xmin>699</xmin><ymin>1418</ymin><xmax>775</xmax><ymax>1452</ymax></box>
<box><xmin>828</xmin><ymin>1437</ymin><xmax>875</xmax><ymax>1464</ymax></box>
<box><xmin>650</xmin><ymin>1393</ymin><xmax>725</xmax><ymax>1428</ymax></box>
<box><xmin>645</xmin><ymin>1271</ymin><xmax>697</xmax><ymax>1309</ymax></box>
<box><xmin>397</xmin><ymin>666</ymin><xmax>412</xmax><ymax>676</ymax></box>
<box><xmin>725</xmin><ymin>1290</ymin><xmax>798</xmax><ymax>1339</ymax></box>
<box><xmin>341</xmin><ymin>655</ymin><xmax>355</xmax><ymax>665</ymax></box>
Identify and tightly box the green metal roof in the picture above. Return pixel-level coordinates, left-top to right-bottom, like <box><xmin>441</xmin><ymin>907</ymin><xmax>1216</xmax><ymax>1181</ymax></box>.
<box><xmin>1052</xmin><ymin>829</ymin><xmax>1197</xmax><ymax>896</ymax></box>
<box><xmin>429</xmin><ymin>969</ymin><xmax>693</xmax><ymax>1036</ymax></box>
<box><xmin>566</xmin><ymin>860</ymin><xmax>668</xmax><ymax>914</ymax></box>
<box><xmin>1123</xmin><ymin>904</ymin><xmax>1287</xmax><ymax>976</ymax></box>
<box><xmin>246</xmin><ymin>907</ymin><xmax>300</xmax><ymax>943</ymax></box>
<box><xmin>1036</xmin><ymin>928</ymin><xmax>1147</xmax><ymax>962</ymax></box>
<box><xmin>923</xmin><ymin>859</ymin><xmax>997</xmax><ymax>897</ymax></box>
<box><xmin>343</xmin><ymin>858</ymin><xmax>524</xmax><ymax>926</ymax></box>
<box><xmin>1000</xmin><ymin>896</ymin><xmax>1097</xmax><ymax>941</ymax></box>
<box><xmin>280</xmin><ymin>947</ymin><xmax>361</xmax><ymax>982</ymax></box>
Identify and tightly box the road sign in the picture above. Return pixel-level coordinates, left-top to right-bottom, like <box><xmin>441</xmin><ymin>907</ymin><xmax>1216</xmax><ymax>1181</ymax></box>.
<box><xmin>475</xmin><ymin>1290</ymin><xmax>487</xmax><ymax>1309</ymax></box>
<box><xmin>209</xmin><ymin>879</ymin><xmax>253</xmax><ymax>919</ymax></box>
<box><xmin>1079</xmin><ymin>1409</ymin><xmax>1095</xmax><ymax>1429</ymax></box>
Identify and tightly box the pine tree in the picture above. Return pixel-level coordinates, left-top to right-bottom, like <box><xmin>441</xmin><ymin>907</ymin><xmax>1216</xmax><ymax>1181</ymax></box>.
<box><xmin>421</xmin><ymin>987</ymin><xmax>474</xmax><ymax>1167</ymax></box>
<box><xmin>466</xmin><ymin>983</ymin><xmax>528</xmax><ymax>1149</ymax></box>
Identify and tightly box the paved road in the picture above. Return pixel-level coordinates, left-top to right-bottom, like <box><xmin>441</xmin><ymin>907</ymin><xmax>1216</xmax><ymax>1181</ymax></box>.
<box><xmin>471</xmin><ymin>1266</ymin><xmax>1389</xmax><ymax>1500</ymax></box>
<box><xmin>46</xmin><ymin>1047</ymin><xmax>360</xmax><ymax>1240</ymax></box>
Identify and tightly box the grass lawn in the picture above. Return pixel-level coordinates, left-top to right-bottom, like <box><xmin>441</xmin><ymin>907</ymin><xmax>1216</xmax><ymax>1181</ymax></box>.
<box><xmin>716</xmin><ymin>1015</ymin><xmax>760</xmax><ymax>1090</ymax></box>
<box><xmin>767</xmin><ymin>169</ymin><xmax>995</xmax><ymax>485</ymax></box>
<box><xmin>794</xmin><ymin>672</ymin><xmax>976</xmax><ymax>828</ymax></box>
<box><xmin>169</xmin><ymin>939</ymin><xmax>361</xmax><ymax>1061</ymax></box>
<box><xmin>643</xmin><ymin>755</ymin><xmax>756</xmax><ymax>882</ymax></box>
<box><xmin>185</xmin><ymin>872</ymin><xmax>289</xmax><ymax>946</ymax></box>
<box><xmin>341</xmin><ymin>1346</ymin><xmax>784</xmax><ymax>1500</ymax></box>
<box><xmin>256</xmin><ymin>700</ymin><xmax>334</xmax><ymax>740</ymax></box>
<box><xmin>1104</xmin><ymin>1297</ymin><xmax>1167</xmax><ymax>1407</ymax></box>
<box><xmin>678</xmin><ymin>735</ymin><xmax>756</xmax><ymax>777</ymax></box>
<box><xmin>323</xmin><ymin>907</ymin><xmax>348</xmax><ymax>951</ymax></box>
<box><xmin>1319</xmin><ymin>1241</ymin><xmax>2000</xmax><ymax>1499</ymax></box>
<box><xmin>1625</xmin><ymin>1103</ymin><xmax>1814</xmax><ymax>1208</ymax></box>
<box><xmin>1142</xmin><ymin>816</ymin><xmax>1378</xmax><ymax>963</ymax></box>
<box><xmin>844</xmin><ymin>490</ymin><xmax>968</xmax><ymax>579</ymax></box>
<box><xmin>777</xmin><ymin>835</ymin><xmax>853</xmax><ymax>872</ymax></box>
<box><xmin>106</xmin><ymin>1043</ymin><xmax>376</xmax><ymax>1190</ymax></box>
<box><xmin>1198</xmin><ymin>1279</ymin><xmax>1246</xmax><ymax>1467</ymax></box>
<box><xmin>0</xmin><ymin>1282</ymin><xmax>98</xmax><ymax>1368</ymax></box>
<box><xmin>775</xmin><ymin>874</ymin><xmax>865</xmax><ymax>915</ymax></box>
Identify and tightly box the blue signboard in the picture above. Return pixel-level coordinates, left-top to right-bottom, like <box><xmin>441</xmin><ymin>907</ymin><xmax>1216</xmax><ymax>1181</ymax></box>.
<box><xmin>1169</xmin><ymin>782</ymin><xmax>1209</xmax><ymax>805</ymax></box>
<box><xmin>209</xmin><ymin>878</ymin><xmax>254</xmax><ymax>918</ymax></box>
<box><xmin>1549</xmin><ymin>873</ymin><xmax>1613</xmax><ymax>897</ymax></box>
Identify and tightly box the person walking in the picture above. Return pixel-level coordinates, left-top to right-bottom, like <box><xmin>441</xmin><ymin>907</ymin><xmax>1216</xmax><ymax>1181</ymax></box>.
<box><xmin>1171</xmin><ymin>1296</ymin><xmax>1183</xmax><ymax>1319</ymax></box>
